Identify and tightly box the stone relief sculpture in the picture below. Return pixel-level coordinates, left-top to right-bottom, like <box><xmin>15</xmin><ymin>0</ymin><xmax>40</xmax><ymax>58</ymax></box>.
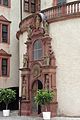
<box><xmin>45</xmin><ymin>74</ymin><xmax>49</xmax><ymax>89</ymax></box>
<box><xmin>43</xmin><ymin>55</ymin><xmax>50</xmax><ymax>66</ymax></box>
<box><xmin>22</xmin><ymin>78</ymin><xmax>26</xmax><ymax>99</ymax></box>
<box><xmin>23</xmin><ymin>53</ymin><xmax>28</xmax><ymax>68</ymax></box>
<box><xmin>27</xmin><ymin>26</ymin><xmax>32</xmax><ymax>39</ymax></box>
<box><xmin>43</xmin><ymin>20</ymin><xmax>49</xmax><ymax>35</ymax></box>
<box><xmin>22</xmin><ymin>86</ymin><xmax>26</xmax><ymax>98</ymax></box>
<box><xmin>35</xmin><ymin>15</ymin><xmax>41</xmax><ymax>29</ymax></box>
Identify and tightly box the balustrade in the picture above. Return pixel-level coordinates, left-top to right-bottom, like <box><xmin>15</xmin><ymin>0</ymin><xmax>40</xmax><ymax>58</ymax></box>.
<box><xmin>42</xmin><ymin>1</ymin><xmax>80</xmax><ymax>21</ymax></box>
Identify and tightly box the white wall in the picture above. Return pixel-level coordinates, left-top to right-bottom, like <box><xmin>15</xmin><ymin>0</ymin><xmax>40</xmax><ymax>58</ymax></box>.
<box><xmin>40</xmin><ymin>0</ymin><xmax>76</xmax><ymax>10</ymax></box>
<box><xmin>19</xmin><ymin>32</ymin><xmax>28</xmax><ymax>69</ymax></box>
<box><xmin>19</xmin><ymin>32</ymin><xmax>28</xmax><ymax>96</ymax></box>
<box><xmin>0</xmin><ymin>0</ymin><xmax>20</xmax><ymax>88</ymax></box>
<box><xmin>41</xmin><ymin>0</ymin><xmax>53</xmax><ymax>10</ymax></box>
<box><xmin>50</xmin><ymin>18</ymin><xmax>80</xmax><ymax>116</ymax></box>
<box><xmin>67</xmin><ymin>0</ymin><xmax>78</xmax><ymax>2</ymax></box>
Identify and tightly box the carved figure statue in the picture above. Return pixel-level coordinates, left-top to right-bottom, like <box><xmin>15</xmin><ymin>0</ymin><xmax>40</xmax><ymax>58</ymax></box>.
<box><xmin>44</xmin><ymin>55</ymin><xmax>50</xmax><ymax>66</ymax></box>
<box><xmin>43</xmin><ymin>20</ymin><xmax>49</xmax><ymax>35</ymax></box>
<box><xmin>27</xmin><ymin>26</ymin><xmax>32</xmax><ymax>39</ymax></box>
<box><xmin>23</xmin><ymin>53</ymin><xmax>28</xmax><ymax>68</ymax></box>
<box><xmin>22</xmin><ymin>86</ymin><xmax>26</xmax><ymax>98</ymax></box>
<box><xmin>35</xmin><ymin>15</ymin><xmax>41</xmax><ymax>29</ymax></box>
<box><xmin>22</xmin><ymin>78</ymin><xmax>26</xmax><ymax>99</ymax></box>
<box><xmin>45</xmin><ymin>74</ymin><xmax>49</xmax><ymax>89</ymax></box>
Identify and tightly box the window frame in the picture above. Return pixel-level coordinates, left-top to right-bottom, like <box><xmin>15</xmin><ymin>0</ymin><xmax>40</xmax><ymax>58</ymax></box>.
<box><xmin>24</xmin><ymin>0</ymin><xmax>29</xmax><ymax>12</ymax></box>
<box><xmin>57</xmin><ymin>0</ymin><xmax>66</xmax><ymax>5</ymax></box>
<box><xmin>2</xmin><ymin>24</ymin><xmax>8</xmax><ymax>43</ymax></box>
<box><xmin>31</xmin><ymin>0</ymin><xmax>35</xmax><ymax>13</ymax></box>
<box><xmin>24</xmin><ymin>0</ymin><xmax>40</xmax><ymax>13</ymax></box>
<box><xmin>33</xmin><ymin>40</ymin><xmax>43</xmax><ymax>60</ymax></box>
<box><xmin>0</xmin><ymin>0</ymin><xmax>11</xmax><ymax>7</ymax></box>
<box><xmin>0</xmin><ymin>0</ymin><xmax>1</xmax><ymax>4</ymax></box>
<box><xmin>0</xmin><ymin>56</ymin><xmax>10</xmax><ymax>77</ymax></box>
<box><xmin>0</xmin><ymin>21</ymin><xmax>10</xmax><ymax>44</ymax></box>
<box><xmin>3</xmin><ymin>0</ymin><xmax>8</xmax><ymax>6</ymax></box>
<box><xmin>54</xmin><ymin>0</ymin><xmax>66</xmax><ymax>6</ymax></box>
<box><xmin>2</xmin><ymin>58</ymin><xmax>8</xmax><ymax>76</ymax></box>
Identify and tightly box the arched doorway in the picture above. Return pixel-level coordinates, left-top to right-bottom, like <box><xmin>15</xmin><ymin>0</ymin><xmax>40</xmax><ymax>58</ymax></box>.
<box><xmin>32</xmin><ymin>80</ymin><xmax>43</xmax><ymax>115</ymax></box>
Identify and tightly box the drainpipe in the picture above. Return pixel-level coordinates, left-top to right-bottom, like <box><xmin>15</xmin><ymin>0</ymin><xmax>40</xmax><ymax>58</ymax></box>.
<box><xmin>19</xmin><ymin>0</ymin><xmax>22</xmax><ymax>116</ymax></box>
<box><xmin>20</xmin><ymin>0</ymin><xmax>22</xmax><ymax>21</ymax></box>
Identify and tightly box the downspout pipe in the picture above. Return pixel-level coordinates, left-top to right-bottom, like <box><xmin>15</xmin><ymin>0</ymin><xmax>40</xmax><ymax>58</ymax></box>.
<box><xmin>19</xmin><ymin>0</ymin><xmax>22</xmax><ymax>116</ymax></box>
<box><xmin>20</xmin><ymin>0</ymin><xmax>22</xmax><ymax>21</ymax></box>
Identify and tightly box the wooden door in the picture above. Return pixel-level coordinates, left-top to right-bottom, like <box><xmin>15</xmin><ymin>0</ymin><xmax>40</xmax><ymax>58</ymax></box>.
<box><xmin>31</xmin><ymin>80</ymin><xmax>43</xmax><ymax>114</ymax></box>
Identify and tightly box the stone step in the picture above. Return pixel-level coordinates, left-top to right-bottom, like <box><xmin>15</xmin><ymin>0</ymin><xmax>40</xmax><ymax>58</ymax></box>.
<box><xmin>0</xmin><ymin>116</ymin><xmax>80</xmax><ymax>120</ymax></box>
<box><xmin>1</xmin><ymin>111</ymin><xmax>80</xmax><ymax>120</ymax></box>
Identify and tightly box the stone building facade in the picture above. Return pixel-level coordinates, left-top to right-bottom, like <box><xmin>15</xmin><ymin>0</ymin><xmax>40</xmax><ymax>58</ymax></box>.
<box><xmin>18</xmin><ymin>0</ymin><xmax>80</xmax><ymax>116</ymax></box>
<box><xmin>0</xmin><ymin>0</ymin><xmax>20</xmax><ymax>109</ymax></box>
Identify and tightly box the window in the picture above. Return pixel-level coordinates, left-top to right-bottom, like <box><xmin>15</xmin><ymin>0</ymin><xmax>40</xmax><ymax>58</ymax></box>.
<box><xmin>33</xmin><ymin>40</ymin><xmax>42</xmax><ymax>60</ymax></box>
<box><xmin>24</xmin><ymin>0</ymin><xmax>40</xmax><ymax>13</ymax></box>
<box><xmin>2</xmin><ymin>24</ymin><xmax>8</xmax><ymax>43</ymax></box>
<box><xmin>0</xmin><ymin>0</ymin><xmax>10</xmax><ymax>7</ymax></box>
<box><xmin>0</xmin><ymin>0</ymin><xmax>1</xmax><ymax>4</ymax></box>
<box><xmin>24</xmin><ymin>0</ymin><xmax>29</xmax><ymax>11</ymax></box>
<box><xmin>54</xmin><ymin>0</ymin><xmax>66</xmax><ymax>6</ymax></box>
<box><xmin>31</xmin><ymin>0</ymin><xmax>35</xmax><ymax>13</ymax></box>
<box><xmin>0</xmin><ymin>15</ymin><xmax>10</xmax><ymax>44</ymax></box>
<box><xmin>2</xmin><ymin>58</ymin><xmax>8</xmax><ymax>76</ymax></box>
<box><xmin>3</xmin><ymin>0</ymin><xmax>8</xmax><ymax>6</ymax></box>
<box><xmin>57</xmin><ymin>0</ymin><xmax>66</xmax><ymax>5</ymax></box>
<box><xmin>0</xmin><ymin>49</ymin><xmax>11</xmax><ymax>77</ymax></box>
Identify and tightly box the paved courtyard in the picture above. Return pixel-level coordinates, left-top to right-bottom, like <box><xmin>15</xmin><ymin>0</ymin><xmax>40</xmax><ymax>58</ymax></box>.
<box><xmin>0</xmin><ymin>111</ymin><xmax>42</xmax><ymax>120</ymax></box>
<box><xmin>0</xmin><ymin>111</ymin><xmax>80</xmax><ymax>120</ymax></box>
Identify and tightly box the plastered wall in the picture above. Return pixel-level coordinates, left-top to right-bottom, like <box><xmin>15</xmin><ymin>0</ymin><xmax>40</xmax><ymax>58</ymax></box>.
<box><xmin>19</xmin><ymin>32</ymin><xmax>28</xmax><ymax>96</ymax></box>
<box><xmin>0</xmin><ymin>0</ymin><xmax>20</xmax><ymax>88</ymax></box>
<box><xmin>50</xmin><ymin>18</ymin><xmax>80</xmax><ymax>116</ymax></box>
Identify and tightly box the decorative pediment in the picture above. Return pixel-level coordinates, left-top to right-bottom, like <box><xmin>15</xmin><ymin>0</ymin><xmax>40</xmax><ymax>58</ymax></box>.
<box><xmin>0</xmin><ymin>15</ymin><xmax>11</xmax><ymax>23</ymax></box>
<box><xmin>0</xmin><ymin>49</ymin><xmax>11</xmax><ymax>57</ymax></box>
<box><xmin>17</xmin><ymin>13</ymin><xmax>49</xmax><ymax>40</ymax></box>
<box><xmin>27</xmin><ymin>13</ymin><xmax>49</xmax><ymax>40</ymax></box>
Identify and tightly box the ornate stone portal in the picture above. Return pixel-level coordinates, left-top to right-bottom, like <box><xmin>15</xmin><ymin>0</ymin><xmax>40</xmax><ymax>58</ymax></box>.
<box><xmin>19</xmin><ymin>13</ymin><xmax>57</xmax><ymax>116</ymax></box>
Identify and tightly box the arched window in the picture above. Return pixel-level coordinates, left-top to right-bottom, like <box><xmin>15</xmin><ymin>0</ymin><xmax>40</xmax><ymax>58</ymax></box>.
<box><xmin>33</xmin><ymin>40</ymin><xmax>42</xmax><ymax>60</ymax></box>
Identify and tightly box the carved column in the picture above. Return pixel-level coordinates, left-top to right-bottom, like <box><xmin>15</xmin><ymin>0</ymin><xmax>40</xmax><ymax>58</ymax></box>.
<box><xmin>19</xmin><ymin>68</ymin><xmax>31</xmax><ymax>116</ymax></box>
<box><xmin>41</xmin><ymin>65</ymin><xmax>57</xmax><ymax>117</ymax></box>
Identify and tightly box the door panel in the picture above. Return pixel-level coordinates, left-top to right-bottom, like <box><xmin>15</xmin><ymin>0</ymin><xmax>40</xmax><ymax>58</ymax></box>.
<box><xmin>31</xmin><ymin>80</ymin><xmax>43</xmax><ymax>114</ymax></box>
<box><xmin>32</xmin><ymin>81</ymin><xmax>38</xmax><ymax>113</ymax></box>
